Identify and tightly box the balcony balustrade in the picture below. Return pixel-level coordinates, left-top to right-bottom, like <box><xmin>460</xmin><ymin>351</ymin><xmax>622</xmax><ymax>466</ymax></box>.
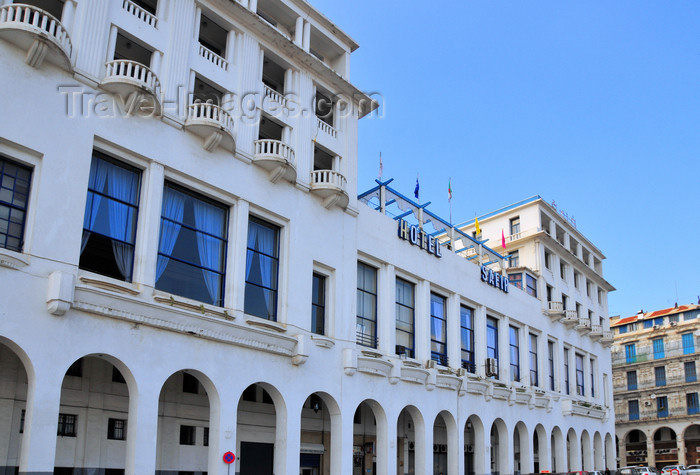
<box><xmin>101</xmin><ymin>59</ymin><xmax>161</xmax><ymax>113</ymax></box>
<box><xmin>0</xmin><ymin>3</ymin><xmax>72</xmax><ymax>70</ymax></box>
<box><xmin>122</xmin><ymin>0</ymin><xmax>157</xmax><ymax>28</ymax></box>
<box><xmin>185</xmin><ymin>102</ymin><xmax>235</xmax><ymax>152</ymax></box>
<box><xmin>310</xmin><ymin>169</ymin><xmax>348</xmax><ymax>209</ymax></box>
<box><xmin>199</xmin><ymin>43</ymin><xmax>228</xmax><ymax>70</ymax></box>
<box><xmin>252</xmin><ymin>139</ymin><xmax>296</xmax><ymax>183</ymax></box>
<box><xmin>316</xmin><ymin>117</ymin><xmax>338</xmax><ymax>139</ymax></box>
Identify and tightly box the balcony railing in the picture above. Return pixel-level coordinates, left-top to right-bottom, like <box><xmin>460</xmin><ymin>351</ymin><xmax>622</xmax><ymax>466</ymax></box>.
<box><xmin>103</xmin><ymin>59</ymin><xmax>160</xmax><ymax>95</ymax></box>
<box><xmin>316</xmin><ymin>117</ymin><xmax>338</xmax><ymax>138</ymax></box>
<box><xmin>254</xmin><ymin>139</ymin><xmax>295</xmax><ymax>164</ymax></box>
<box><xmin>122</xmin><ymin>0</ymin><xmax>157</xmax><ymax>28</ymax></box>
<box><xmin>616</xmin><ymin>408</ymin><xmax>684</xmax><ymax>422</ymax></box>
<box><xmin>0</xmin><ymin>3</ymin><xmax>73</xmax><ymax>67</ymax></box>
<box><xmin>188</xmin><ymin>102</ymin><xmax>234</xmax><ymax>132</ymax></box>
<box><xmin>263</xmin><ymin>84</ymin><xmax>287</xmax><ymax>108</ymax></box>
<box><xmin>311</xmin><ymin>169</ymin><xmax>346</xmax><ymax>190</ymax></box>
<box><xmin>576</xmin><ymin>317</ymin><xmax>592</xmax><ymax>333</ymax></box>
<box><xmin>199</xmin><ymin>43</ymin><xmax>228</xmax><ymax>70</ymax></box>
<box><xmin>612</xmin><ymin>340</ymin><xmax>698</xmax><ymax>366</ymax></box>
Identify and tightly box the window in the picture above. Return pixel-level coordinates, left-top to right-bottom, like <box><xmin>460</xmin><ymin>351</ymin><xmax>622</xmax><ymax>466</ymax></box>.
<box><xmin>395</xmin><ymin>278</ymin><xmax>415</xmax><ymax>358</ymax></box>
<box><xmin>112</xmin><ymin>366</ymin><xmax>126</xmax><ymax>383</ymax></box>
<box><xmin>460</xmin><ymin>305</ymin><xmax>475</xmax><ymax>372</ymax></box>
<box><xmin>590</xmin><ymin>359</ymin><xmax>595</xmax><ymax>397</ymax></box>
<box><xmin>57</xmin><ymin>414</ymin><xmax>77</xmax><ymax>437</ymax></box>
<box><xmin>597</xmin><ymin>289</ymin><xmax>603</xmax><ymax>304</ymax></box>
<box><xmin>510</xmin><ymin>273</ymin><xmax>523</xmax><ymax>290</ymax></box>
<box><xmin>311</xmin><ymin>273</ymin><xmax>326</xmax><ymax>335</ymax></box>
<box><xmin>564</xmin><ymin>348</ymin><xmax>570</xmax><ymax>395</ymax></box>
<box><xmin>509</xmin><ymin>326</ymin><xmax>520</xmax><ymax>382</ymax></box>
<box><xmin>544</xmin><ymin>249</ymin><xmax>552</xmax><ymax>270</ymax></box>
<box><xmin>628</xmin><ymin>400</ymin><xmax>640</xmax><ymax>421</ymax></box>
<box><xmin>509</xmin><ymin>216</ymin><xmax>520</xmax><ymax>235</ymax></box>
<box><xmin>575</xmin><ymin>302</ymin><xmax>582</xmax><ymax>318</ymax></box>
<box><xmin>561</xmin><ymin>294</ymin><xmax>568</xmax><ymax>310</ymax></box>
<box><xmin>356</xmin><ymin>262</ymin><xmax>377</xmax><ymax>348</ymax></box>
<box><xmin>529</xmin><ymin>334</ymin><xmax>538</xmax><ymax>386</ymax></box>
<box><xmin>643</xmin><ymin>319</ymin><xmax>653</xmax><ymax>329</ymax></box>
<box><xmin>20</xmin><ymin>409</ymin><xmax>25</xmax><ymax>433</ymax></box>
<box><xmin>548</xmin><ymin>341</ymin><xmax>555</xmax><ymax>390</ymax></box>
<box><xmin>430</xmin><ymin>293</ymin><xmax>447</xmax><ymax>366</ymax></box>
<box><xmin>183</xmin><ymin>373</ymin><xmax>199</xmax><ymax>394</ymax></box>
<box><xmin>653</xmin><ymin>338</ymin><xmax>665</xmax><ymax>359</ymax></box>
<box><xmin>586</xmin><ymin>280</ymin><xmax>592</xmax><ymax>297</ymax></box>
<box><xmin>655</xmin><ymin>366</ymin><xmax>666</xmax><ymax>386</ymax></box>
<box><xmin>560</xmin><ymin>260</ymin><xmax>567</xmax><ymax>280</ymax></box>
<box><xmin>574</xmin><ymin>271</ymin><xmax>580</xmax><ymax>289</ymax></box>
<box><xmin>657</xmin><ymin>396</ymin><xmax>668</xmax><ymax>418</ymax></box>
<box><xmin>684</xmin><ymin>310</ymin><xmax>700</xmax><ymax>320</ymax></box>
<box><xmin>80</xmin><ymin>152</ymin><xmax>141</xmax><ymax>282</ymax></box>
<box><xmin>619</xmin><ymin>325</ymin><xmax>628</xmax><ymax>334</ymax></box>
<box><xmin>244</xmin><ymin>216</ymin><xmax>279</xmax><ymax>319</ymax></box>
<box><xmin>625</xmin><ymin>343</ymin><xmax>636</xmax><ymax>364</ymax></box>
<box><xmin>156</xmin><ymin>183</ymin><xmax>228</xmax><ymax>306</ymax></box>
<box><xmin>508</xmin><ymin>250</ymin><xmax>519</xmax><ymax>267</ymax></box>
<box><xmin>108</xmin><ymin>418</ymin><xmax>126</xmax><ymax>440</ymax></box>
<box><xmin>546</xmin><ymin>285</ymin><xmax>553</xmax><ymax>303</ymax></box>
<box><xmin>66</xmin><ymin>358</ymin><xmax>83</xmax><ymax>377</ymax></box>
<box><xmin>0</xmin><ymin>156</ymin><xmax>32</xmax><ymax>252</ymax></box>
<box><xmin>179</xmin><ymin>425</ymin><xmax>196</xmax><ymax>445</ymax></box>
<box><xmin>683</xmin><ymin>333</ymin><xmax>695</xmax><ymax>354</ymax></box>
<box><xmin>688</xmin><ymin>393</ymin><xmax>699</xmax><ymax>415</ymax></box>
<box><xmin>487</xmin><ymin>317</ymin><xmax>499</xmax><ymax>378</ymax></box>
<box><xmin>198</xmin><ymin>14</ymin><xmax>227</xmax><ymax>57</ymax></box>
<box><xmin>525</xmin><ymin>274</ymin><xmax>537</xmax><ymax>298</ymax></box>
<box><xmin>575</xmin><ymin>354</ymin><xmax>585</xmax><ymax>396</ymax></box>
<box><xmin>627</xmin><ymin>371</ymin><xmax>638</xmax><ymax>390</ymax></box>
<box><xmin>685</xmin><ymin>361</ymin><xmax>697</xmax><ymax>383</ymax></box>
<box><xmin>669</xmin><ymin>314</ymin><xmax>680</xmax><ymax>323</ymax></box>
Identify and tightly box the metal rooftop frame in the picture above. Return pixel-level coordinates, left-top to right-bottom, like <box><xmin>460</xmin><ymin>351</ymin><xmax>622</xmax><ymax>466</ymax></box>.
<box><xmin>358</xmin><ymin>179</ymin><xmax>507</xmax><ymax>270</ymax></box>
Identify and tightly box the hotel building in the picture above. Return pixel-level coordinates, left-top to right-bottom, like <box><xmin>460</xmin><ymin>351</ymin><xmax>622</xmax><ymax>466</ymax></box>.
<box><xmin>0</xmin><ymin>0</ymin><xmax>616</xmax><ymax>473</ymax></box>
<box><xmin>611</xmin><ymin>305</ymin><xmax>700</xmax><ymax>469</ymax></box>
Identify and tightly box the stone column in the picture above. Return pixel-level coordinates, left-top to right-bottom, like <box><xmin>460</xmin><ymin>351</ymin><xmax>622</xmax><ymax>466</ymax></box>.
<box><xmin>228</xmin><ymin>199</ymin><xmax>249</xmax><ymax>314</ymax></box>
<box><xmin>499</xmin><ymin>316</ymin><xmax>511</xmax><ymax>383</ymax></box>
<box><xmin>133</xmin><ymin>161</ymin><xmax>164</xmax><ymax>289</ymax></box>
<box><xmin>414</xmin><ymin>280</ymin><xmax>430</xmax><ymax>363</ymax></box>
<box><xmin>125</xmin><ymin>379</ymin><xmax>161</xmax><ymax>475</ymax></box>
<box><xmin>377</xmin><ymin>264</ymin><xmax>395</xmax><ymax>355</ymax></box>
<box><xmin>474</xmin><ymin>306</ymin><xmax>487</xmax><ymax>377</ymax></box>
<box><xmin>447</xmin><ymin>293</ymin><xmax>461</xmax><ymax>369</ymax></box>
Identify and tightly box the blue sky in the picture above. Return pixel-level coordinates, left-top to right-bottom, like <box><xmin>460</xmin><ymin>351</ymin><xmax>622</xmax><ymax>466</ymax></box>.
<box><xmin>312</xmin><ymin>1</ymin><xmax>700</xmax><ymax>318</ymax></box>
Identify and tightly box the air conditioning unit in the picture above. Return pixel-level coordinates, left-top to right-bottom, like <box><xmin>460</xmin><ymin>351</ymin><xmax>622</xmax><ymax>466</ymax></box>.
<box><xmin>465</xmin><ymin>444</ymin><xmax>474</xmax><ymax>453</ymax></box>
<box><xmin>440</xmin><ymin>444</ymin><xmax>447</xmax><ymax>453</ymax></box>
<box><xmin>670</xmin><ymin>322</ymin><xmax>677</xmax><ymax>326</ymax></box>
<box><xmin>653</xmin><ymin>325</ymin><xmax>660</xmax><ymax>330</ymax></box>
<box><xmin>395</xmin><ymin>345</ymin><xmax>406</xmax><ymax>356</ymax></box>
<box><xmin>457</xmin><ymin>367</ymin><xmax>467</xmax><ymax>377</ymax></box>
<box><xmin>433</xmin><ymin>444</ymin><xmax>440</xmax><ymax>452</ymax></box>
<box><xmin>694</xmin><ymin>330</ymin><xmax>700</xmax><ymax>337</ymax></box>
<box><xmin>409</xmin><ymin>442</ymin><xmax>415</xmax><ymax>451</ymax></box>
<box><xmin>644</xmin><ymin>401</ymin><xmax>652</xmax><ymax>406</ymax></box>
<box><xmin>426</xmin><ymin>360</ymin><xmax>436</xmax><ymax>369</ymax></box>
<box><xmin>485</xmin><ymin>358</ymin><xmax>498</xmax><ymax>377</ymax></box>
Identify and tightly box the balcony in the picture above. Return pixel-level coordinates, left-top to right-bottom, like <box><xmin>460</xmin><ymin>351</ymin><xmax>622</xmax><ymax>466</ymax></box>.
<box><xmin>601</xmin><ymin>330</ymin><xmax>614</xmax><ymax>346</ymax></box>
<box><xmin>589</xmin><ymin>324</ymin><xmax>603</xmax><ymax>340</ymax></box>
<box><xmin>263</xmin><ymin>84</ymin><xmax>287</xmax><ymax>109</ymax></box>
<box><xmin>562</xmin><ymin>309</ymin><xmax>578</xmax><ymax>327</ymax></box>
<box><xmin>121</xmin><ymin>0</ymin><xmax>157</xmax><ymax>28</ymax></box>
<box><xmin>316</xmin><ymin>116</ymin><xmax>338</xmax><ymax>139</ymax></box>
<box><xmin>199</xmin><ymin>43</ymin><xmax>228</xmax><ymax>70</ymax></box>
<box><xmin>253</xmin><ymin>139</ymin><xmax>296</xmax><ymax>183</ymax></box>
<box><xmin>0</xmin><ymin>3</ymin><xmax>72</xmax><ymax>70</ymax></box>
<box><xmin>546</xmin><ymin>301</ymin><xmax>564</xmax><ymax>320</ymax></box>
<box><xmin>184</xmin><ymin>102</ymin><xmax>235</xmax><ymax>152</ymax></box>
<box><xmin>310</xmin><ymin>170</ymin><xmax>348</xmax><ymax>209</ymax></box>
<box><xmin>576</xmin><ymin>317</ymin><xmax>592</xmax><ymax>334</ymax></box>
<box><xmin>101</xmin><ymin>59</ymin><xmax>161</xmax><ymax>112</ymax></box>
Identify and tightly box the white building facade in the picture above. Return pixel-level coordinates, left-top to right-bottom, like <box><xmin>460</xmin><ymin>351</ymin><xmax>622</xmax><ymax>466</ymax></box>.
<box><xmin>0</xmin><ymin>1</ymin><xmax>615</xmax><ymax>474</ymax></box>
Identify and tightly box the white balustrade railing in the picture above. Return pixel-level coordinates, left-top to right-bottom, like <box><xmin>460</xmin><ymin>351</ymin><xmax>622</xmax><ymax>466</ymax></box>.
<box><xmin>311</xmin><ymin>170</ymin><xmax>346</xmax><ymax>190</ymax></box>
<box><xmin>254</xmin><ymin>139</ymin><xmax>295</xmax><ymax>165</ymax></box>
<box><xmin>0</xmin><ymin>4</ymin><xmax>72</xmax><ymax>57</ymax></box>
<box><xmin>198</xmin><ymin>44</ymin><xmax>228</xmax><ymax>70</ymax></box>
<box><xmin>316</xmin><ymin>117</ymin><xmax>338</xmax><ymax>138</ymax></box>
<box><xmin>122</xmin><ymin>0</ymin><xmax>157</xmax><ymax>28</ymax></box>
<box><xmin>577</xmin><ymin>317</ymin><xmax>591</xmax><ymax>329</ymax></box>
<box><xmin>563</xmin><ymin>309</ymin><xmax>578</xmax><ymax>321</ymax></box>
<box><xmin>547</xmin><ymin>301</ymin><xmax>564</xmax><ymax>312</ymax></box>
<box><xmin>105</xmin><ymin>60</ymin><xmax>160</xmax><ymax>93</ymax></box>
<box><xmin>188</xmin><ymin>102</ymin><xmax>234</xmax><ymax>132</ymax></box>
<box><xmin>590</xmin><ymin>324</ymin><xmax>603</xmax><ymax>335</ymax></box>
<box><xmin>263</xmin><ymin>84</ymin><xmax>287</xmax><ymax>108</ymax></box>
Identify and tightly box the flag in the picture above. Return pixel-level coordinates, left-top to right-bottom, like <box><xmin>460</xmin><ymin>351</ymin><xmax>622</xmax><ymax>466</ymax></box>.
<box><xmin>475</xmin><ymin>216</ymin><xmax>481</xmax><ymax>235</ymax></box>
<box><xmin>379</xmin><ymin>152</ymin><xmax>383</xmax><ymax>179</ymax></box>
<box><xmin>501</xmin><ymin>229</ymin><xmax>506</xmax><ymax>250</ymax></box>
<box><xmin>448</xmin><ymin>178</ymin><xmax>452</xmax><ymax>203</ymax></box>
<box><xmin>414</xmin><ymin>175</ymin><xmax>419</xmax><ymax>200</ymax></box>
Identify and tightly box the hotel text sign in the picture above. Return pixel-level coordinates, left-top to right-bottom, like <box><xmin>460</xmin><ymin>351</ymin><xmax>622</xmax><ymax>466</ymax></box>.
<box><xmin>397</xmin><ymin>220</ymin><xmax>442</xmax><ymax>258</ymax></box>
<box><xmin>481</xmin><ymin>265</ymin><xmax>509</xmax><ymax>293</ymax></box>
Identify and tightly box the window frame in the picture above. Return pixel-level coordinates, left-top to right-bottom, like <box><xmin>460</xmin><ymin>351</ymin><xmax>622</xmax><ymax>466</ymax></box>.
<box><xmin>57</xmin><ymin>413</ymin><xmax>77</xmax><ymax>437</ymax></box>
<box><xmin>179</xmin><ymin>424</ymin><xmax>196</xmax><ymax>445</ymax></box>
<box><xmin>525</xmin><ymin>274</ymin><xmax>537</xmax><ymax>298</ymax></box>
<box><xmin>311</xmin><ymin>272</ymin><xmax>326</xmax><ymax>335</ymax></box>
<box><xmin>627</xmin><ymin>370</ymin><xmax>638</xmax><ymax>390</ymax></box>
<box><xmin>356</xmin><ymin>261</ymin><xmax>378</xmax><ymax>348</ymax></box>
<box><xmin>657</xmin><ymin>395</ymin><xmax>669</xmax><ymax>418</ymax></box>
<box><xmin>575</xmin><ymin>353</ymin><xmax>585</xmax><ymax>396</ymax></box>
<box><xmin>509</xmin><ymin>325</ymin><xmax>520</xmax><ymax>382</ymax></box>
<box><xmin>244</xmin><ymin>215</ymin><xmax>280</xmax><ymax>320</ymax></box>
<box><xmin>685</xmin><ymin>361</ymin><xmax>697</xmax><ymax>383</ymax></box>
<box><xmin>0</xmin><ymin>154</ymin><xmax>33</xmax><ymax>253</ymax></box>
<box><xmin>529</xmin><ymin>333</ymin><xmax>538</xmax><ymax>386</ymax></box>
<box><xmin>430</xmin><ymin>292</ymin><xmax>447</xmax><ymax>366</ymax></box>
<box><xmin>564</xmin><ymin>347</ymin><xmax>570</xmax><ymax>395</ymax></box>
<box><xmin>687</xmin><ymin>392</ymin><xmax>700</xmax><ymax>415</ymax></box>
<box><xmin>682</xmin><ymin>333</ymin><xmax>695</xmax><ymax>354</ymax></box>
<box><xmin>547</xmin><ymin>340</ymin><xmax>555</xmax><ymax>390</ymax></box>
<box><xmin>486</xmin><ymin>316</ymin><xmax>499</xmax><ymax>378</ymax></box>
<box><xmin>107</xmin><ymin>418</ymin><xmax>127</xmax><ymax>440</ymax></box>
<box><xmin>655</xmin><ymin>366</ymin><xmax>666</xmax><ymax>387</ymax></box>
<box><xmin>508</xmin><ymin>250</ymin><xmax>519</xmax><ymax>268</ymax></box>
<box><xmin>628</xmin><ymin>400</ymin><xmax>640</xmax><ymax>421</ymax></box>
<box><xmin>395</xmin><ymin>277</ymin><xmax>415</xmax><ymax>358</ymax></box>
<box><xmin>653</xmin><ymin>338</ymin><xmax>665</xmax><ymax>359</ymax></box>
<box><xmin>509</xmin><ymin>216</ymin><xmax>520</xmax><ymax>235</ymax></box>
<box><xmin>460</xmin><ymin>305</ymin><xmax>475</xmax><ymax>373</ymax></box>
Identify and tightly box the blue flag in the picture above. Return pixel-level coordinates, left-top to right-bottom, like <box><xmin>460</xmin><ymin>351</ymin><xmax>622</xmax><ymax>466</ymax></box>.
<box><xmin>414</xmin><ymin>176</ymin><xmax>419</xmax><ymax>199</ymax></box>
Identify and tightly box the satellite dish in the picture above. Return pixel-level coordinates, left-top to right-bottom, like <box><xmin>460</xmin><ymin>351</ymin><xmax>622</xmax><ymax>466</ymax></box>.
<box><xmin>650</xmin><ymin>394</ymin><xmax>657</xmax><ymax>399</ymax></box>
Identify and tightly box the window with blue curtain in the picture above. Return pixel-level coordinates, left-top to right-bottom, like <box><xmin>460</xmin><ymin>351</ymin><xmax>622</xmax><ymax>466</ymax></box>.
<box><xmin>687</xmin><ymin>393</ymin><xmax>699</xmax><ymax>415</ymax></box>
<box><xmin>80</xmin><ymin>152</ymin><xmax>141</xmax><ymax>282</ymax></box>
<box><xmin>529</xmin><ymin>333</ymin><xmax>538</xmax><ymax>386</ymax></box>
<box><xmin>395</xmin><ymin>278</ymin><xmax>415</xmax><ymax>358</ymax></box>
<box><xmin>655</xmin><ymin>366</ymin><xmax>666</xmax><ymax>386</ymax></box>
<box><xmin>685</xmin><ymin>361</ymin><xmax>697</xmax><ymax>383</ymax></box>
<box><xmin>575</xmin><ymin>353</ymin><xmax>585</xmax><ymax>396</ymax></box>
<box><xmin>627</xmin><ymin>371</ymin><xmax>638</xmax><ymax>390</ymax></box>
<box><xmin>683</xmin><ymin>333</ymin><xmax>695</xmax><ymax>354</ymax></box>
<box><xmin>155</xmin><ymin>183</ymin><xmax>227</xmax><ymax>306</ymax></box>
<box><xmin>628</xmin><ymin>400</ymin><xmax>639</xmax><ymax>421</ymax></box>
<box><xmin>244</xmin><ymin>216</ymin><xmax>279</xmax><ymax>320</ymax></box>
<box><xmin>0</xmin><ymin>156</ymin><xmax>32</xmax><ymax>252</ymax></box>
<box><xmin>625</xmin><ymin>344</ymin><xmax>636</xmax><ymax>364</ymax></box>
<box><xmin>509</xmin><ymin>326</ymin><xmax>520</xmax><ymax>382</ymax></box>
<box><xmin>548</xmin><ymin>341</ymin><xmax>555</xmax><ymax>391</ymax></box>
<box><xmin>430</xmin><ymin>293</ymin><xmax>447</xmax><ymax>366</ymax></box>
<box><xmin>657</xmin><ymin>396</ymin><xmax>668</xmax><ymax>417</ymax></box>
<box><xmin>356</xmin><ymin>262</ymin><xmax>377</xmax><ymax>348</ymax></box>
<box><xmin>487</xmin><ymin>317</ymin><xmax>499</xmax><ymax>378</ymax></box>
<box><xmin>460</xmin><ymin>305</ymin><xmax>475</xmax><ymax>372</ymax></box>
<box><xmin>564</xmin><ymin>348</ymin><xmax>570</xmax><ymax>395</ymax></box>
<box><xmin>653</xmin><ymin>338</ymin><xmax>664</xmax><ymax>359</ymax></box>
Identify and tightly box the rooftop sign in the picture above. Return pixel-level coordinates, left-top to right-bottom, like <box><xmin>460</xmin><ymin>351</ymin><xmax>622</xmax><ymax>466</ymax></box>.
<box><xmin>397</xmin><ymin>220</ymin><xmax>442</xmax><ymax>258</ymax></box>
<box><xmin>481</xmin><ymin>265</ymin><xmax>509</xmax><ymax>293</ymax></box>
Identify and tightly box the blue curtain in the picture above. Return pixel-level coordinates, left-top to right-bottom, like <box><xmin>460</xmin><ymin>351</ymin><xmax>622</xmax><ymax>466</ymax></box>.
<box><xmin>246</xmin><ymin>221</ymin><xmax>275</xmax><ymax>287</ymax></box>
<box><xmin>193</xmin><ymin>200</ymin><xmax>225</xmax><ymax>304</ymax></box>
<box><xmin>81</xmin><ymin>160</ymin><xmax>109</xmax><ymax>253</ymax></box>
<box><xmin>107</xmin><ymin>163</ymin><xmax>138</xmax><ymax>279</ymax></box>
<box><xmin>156</xmin><ymin>188</ymin><xmax>185</xmax><ymax>281</ymax></box>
